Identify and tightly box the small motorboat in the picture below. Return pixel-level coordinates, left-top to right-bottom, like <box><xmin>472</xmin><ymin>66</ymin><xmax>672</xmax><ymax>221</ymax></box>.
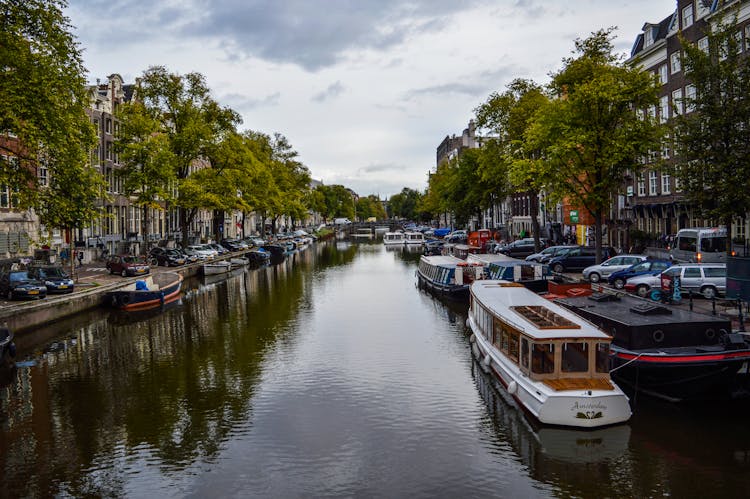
<box><xmin>106</xmin><ymin>272</ymin><xmax>183</xmax><ymax>311</ymax></box>
<box><xmin>202</xmin><ymin>261</ymin><xmax>232</xmax><ymax>275</ymax></box>
<box><xmin>230</xmin><ymin>257</ymin><xmax>250</xmax><ymax>267</ymax></box>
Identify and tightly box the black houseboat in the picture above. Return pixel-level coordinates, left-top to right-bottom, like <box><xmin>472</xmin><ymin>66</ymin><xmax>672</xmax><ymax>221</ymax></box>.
<box><xmin>556</xmin><ymin>293</ymin><xmax>750</xmax><ymax>402</ymax></box>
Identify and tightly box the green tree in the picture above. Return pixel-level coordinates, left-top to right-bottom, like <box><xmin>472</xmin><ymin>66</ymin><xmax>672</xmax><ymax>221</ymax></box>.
<box><xmin>672</xmin><ymin>11</ymin><xmax>750</xmax><ymax>252</ymax></box>
<box><xmin>126</xmin><ymin>66</ymin><xmax>241</xmax><ymax>247</ymax></box>
<box><xmin>475</xmin><ymin>79</ymin><xmax>548</xmax><ymax>248</ymax></box>
<box><xmin>115</xmin><ymin>101</ymin><xmax>176</xmax><ymax>250</ymax></box>
<box><xmin>1</xmin><ymin>0</ymin><xmax>102</xmax><ymax>232</ymax></box>
<box><xmin>529</xmin><ymin>28</ymin><xmax>662</xmax><ymax>261</ymax></box>
<box><xmin>355</xmin><ymin>195</ymin><xmax>385</xmax><ymax>221</ymax></box>
<box><xmin>388</xmin><ymin>187</ymin><xmax>422</xmax><ymax>221</ymax></box>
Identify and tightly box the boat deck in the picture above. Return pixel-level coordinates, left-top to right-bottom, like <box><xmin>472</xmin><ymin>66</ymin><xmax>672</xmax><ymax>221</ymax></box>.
<box><xmin>543</xmin><ymin>378</ymin><xmax>615</xmax><ymax>391</ymax></box>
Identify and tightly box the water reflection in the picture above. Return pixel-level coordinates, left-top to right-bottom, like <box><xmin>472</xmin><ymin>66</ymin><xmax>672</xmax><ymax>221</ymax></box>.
<box><xmin>3</xmin><ymin>240</ymin><xmax>750</xmax><ymax>497</ymax></box>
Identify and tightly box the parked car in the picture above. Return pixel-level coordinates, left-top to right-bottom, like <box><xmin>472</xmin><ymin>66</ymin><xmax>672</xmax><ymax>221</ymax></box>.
<box><xmin>220</xmin><ymin>239</ymin><xmax>245</xmax><ymax>251</ymax></box>
<box><xmin>525</xmin><ymin>245</ymin><xmax>579</xmax><ymax>263</ymax></box>
<box><xmin>548</xmin><ymin>246</ymin><xmax>617</xmax><ymax>273</ymax></box>
<box><xmin>0</xmin><ymin>269</ymin><xmax>47</xmax><ymax>300</ymax></box>
<box><xmin>149</xmin><ymin>247</ymin><xmax>186</xmax><ymax>267</ymax></box>
<box><xmin>445</xmin><ymin>230</ymin><xmax>468</xmax><ymax>243</ymax></box>
<box><xmin>496</xmin><ymin>238</ymin><xmax>549</xmax><ymax>259</ymax></box>
<box><xmin>188</xmin><ymin>244</ymin><xmax>218</xmax><ymax>259</ymax></box>
<box><xmin>607</xmin><ymin>259</ymin><xmax>673</xmax><ymax>289</ymax></box>
<box><xmin>582</xmin><ymin>254</ymin><xmax>649</xmax><ymax>283</ymax></box>
<box><xmin>205</xmin><ymin>243</ymin><xmax>229</xmax><ymax>255</ymax></box>
<box><xmin>27</xmin><ymin>265</ymin><xmax>74</xmax><ymax>294</ymax></box>
<box><xmin>106</xmin><ymin>255</ymin><xmax>150</xmax><ymax>277</ymax></box>
<box><xmin>624</xmin><ymin>272</ymin><xmax>665</xmax><ymax>298</ymax></box>
<box><xmin>661</xmin><ymin>263</ymin><xmax>727</xmax><ymax>299</ymax></box>
<box><xmin>175</xmin><ymin>248</ymin><xmax>200</xmax><ymax>264</ymax></box>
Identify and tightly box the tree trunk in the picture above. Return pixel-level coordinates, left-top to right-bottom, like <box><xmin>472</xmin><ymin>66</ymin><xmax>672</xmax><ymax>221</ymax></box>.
<box><xmin>594</xmin><ymin>211</ymin><xmax>604</xmax><ymax>263</ymax></box>
<box><xmin>726</xmin><ymin>216</ymin><xmax>733</xmax><ymax>258</ymax></box>
<box><xmin>179</xmin><ymin>207</ymin><xmax>197</xmax><ymax>248</ymax></box>
<box><xmin>141</xmin><ymin>205</ymin><xmax>150</xmax><ymax>255</ymax></box>
<box><xmin>529</xmin><ymin>190</ymin><xmax>542</xmax><ymax>252</ymax></box>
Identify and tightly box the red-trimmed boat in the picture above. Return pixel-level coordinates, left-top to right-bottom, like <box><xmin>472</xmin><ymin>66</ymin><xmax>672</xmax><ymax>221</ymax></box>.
<box><xmin>106</xmin><ymin>272</ymin><xmax>183</xmax><ymax>311</ymax></box>
<box><xmin>556</xmin><ymin>292</ymin><xmax>750</xmax><ymax>402</ymax></box>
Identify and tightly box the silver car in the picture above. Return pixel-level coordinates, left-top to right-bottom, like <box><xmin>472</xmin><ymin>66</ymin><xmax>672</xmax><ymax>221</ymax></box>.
<box><xmin>582</xmin><ymin>255</ymin><xmax>648</xmax><ymax>283</ymax></box>
<box><xmin>662</xmin><ymin>264</ymin><xmax>726</xmax><ymax>299</ymax></box>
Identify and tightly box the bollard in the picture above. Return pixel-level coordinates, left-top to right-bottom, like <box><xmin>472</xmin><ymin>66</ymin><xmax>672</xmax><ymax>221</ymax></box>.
<box><xmin>688</xmin><ymin>290</ymin><xmax>693</xmax><ymax>311</ymax></box>
<box><xmin>712</xmin><ymin>295</ymin><xmax>716</xmax><ymax>316</ymax></box>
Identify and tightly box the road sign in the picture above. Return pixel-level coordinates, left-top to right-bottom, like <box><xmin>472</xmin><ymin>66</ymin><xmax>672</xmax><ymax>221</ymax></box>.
<box><xmin>570</xmin><ymin>210</ymin><xmax>579</xmax><ymax>223</ymax></box>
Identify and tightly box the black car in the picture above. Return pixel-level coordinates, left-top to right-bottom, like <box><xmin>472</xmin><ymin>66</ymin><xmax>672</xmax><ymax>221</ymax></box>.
<box><xmin>1</xmin><ymin>269</ymin><xmax>47</xmax><ymax>300</ymax></box>
<box><xmin>149</xmin><ymin>247</ymin><xmax>187</xmax><ymax>267</ymax></box>
<box><xmin>548</xmin><ymin>246</ymin><xmax>617</xmax><ymax>273</ymax></box>
<box><xmin>28</xmin><ymin>266</ymin><xmax>74</xmax><ymax>294</ymax></box>
<box><xmin>220</xmin><ymin>239</ymin><xmax>244</xmax><ymax>251</ymax></box>
<box><xmin>496</xmin><ymin>238</ymin><xmax>549</xmax><ymax>258</ymax></box>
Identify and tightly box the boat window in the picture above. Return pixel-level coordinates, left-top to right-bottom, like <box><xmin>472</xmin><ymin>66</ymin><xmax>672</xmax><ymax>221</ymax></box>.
<box><xmin>562</xmin><ymin>342</ymin><xmax>588</xmax><ymax>373</ymax></box>
<box><xmin>492</xmin><ymin>320</ymin><xmax>503</xmax><ymax>350</ymax></box>
<box><xmin>520</xmin><ymin>265</ymin><xmax>534</xmax><ymax>280</ymax></box>
<box><xmin>501</xmin><ymin>325</ymin><xmax>511</xmax><ymax>353</ymax></box>
<box><xmin>531</xmin><ymin>343</ymin><xmax>555</xmax><ymax>374</ymax></box>
<box><xmin>520</xmin><ymin>338</ymin><xmax>530</xmax><ymax>369</ymax></box>
<box><xmin>507</xmin><ymin>332</ymin><xmax>519</xmax><ymax>364</ymax></box>
<box><xmin>595</xmin><ymin>343</ymin><xmax>609</xmax><ymax>373</ymax></box>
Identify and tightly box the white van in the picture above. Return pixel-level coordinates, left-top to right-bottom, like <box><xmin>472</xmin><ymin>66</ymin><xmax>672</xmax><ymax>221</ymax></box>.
<box><xmin>333</xmin><ymin>218</ymin><xmax>352</xmax><ymax>226</ymax></box>
<box><xmin>670</xmin><ymin>227</ymin><xmax>727</xmax><ymax>263</ymax></box>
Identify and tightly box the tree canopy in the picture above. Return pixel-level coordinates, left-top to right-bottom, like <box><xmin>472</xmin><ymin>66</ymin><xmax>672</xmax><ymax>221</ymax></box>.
<box><xmin>1</xmin><ymin>0</ymin><xmax>102</xmax><ymax>230</ymax></box>
<box><xmin>529</xmin><ymin>28</ymin><xmax>662</xmax><ymax>261</ymax></box>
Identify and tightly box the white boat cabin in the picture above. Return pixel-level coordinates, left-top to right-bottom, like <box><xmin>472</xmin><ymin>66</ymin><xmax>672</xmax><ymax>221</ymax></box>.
<box><xmin>383</xmin><ymin>232</ymin><xmax>406</xmax><ymax>245</ymax></box>
<box><xmin>470</xmin><ymin>282</ymin><xmax>614</xmax><ymax>389</ymax></box>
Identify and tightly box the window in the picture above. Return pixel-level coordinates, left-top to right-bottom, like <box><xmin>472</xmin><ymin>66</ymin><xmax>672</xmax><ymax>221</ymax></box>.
<box><xmin>596</xmin><ymin>343</ymin><xmax>610</xmax><ymax>373</ymax></box>
<box><xmin>649</xmin><ymin>171</ymin><xmax>658</xmax><ymax>195</ymax></box>
<box><xmin>562</xmin><ymin>342</ymin><xmax>588</xmax><ymax>373</ymax></box>
<box><xmin>704</xmin><ymin>267</ymin><xmax>727</xmax><ymax>277</ymax></box>
<box><xmin>644</xmin><ymin>28</ymin><xmax>654</xmax><ymax>47</ymax></box>
<box><xmin>662</xmin><ymin>135</ymin><xmax>671</xmax><ymax>159</ymax></box>
<box><xmin>679</xmin><ymin>235</ymin><xmax>697</xmax><ymax>252</ymax></box>
<box><xmin>682</xmin><ymin>4</ymin><xmax>694</xmax><ymax>29</ymax></box>
<box><xmin>659</xmin><ymin>95</ymin><xmax>669</xmax><ymax>122</ymax></box>
<box><xmin>532</xmin><ymin>343</ymin><xmax>555</xmax><ymax>374</ymax></box>
<box><xmin>697</xmin><ymin>1</ymin><xmax>710</xmax><ymax>18</ymax></box>
<box><xmin>106</xmin><ymin>141</ymin><xmax>112</xmax><ymax>160</ymax></box>
<box><xmin>670</xmin><ymin>52</ymin><xmax>682</xmax><ymax>73</ymax></box>
<box><xmin>521</xmin><ymin>338</ymin><xmax>530</xmax><ymax>369</ymax></box>
<box><xmin>637</xmin><ymin>173</ymin><xmax>646</xmax><ymax>196</ymax></box>
<box><xmin>672</xmin><ymin>89</ymin><xmax>683</xmax><ymax>115</ymax></box>
<box><xmin>698</xmin><ymin>37</ymin><xmax>709</xmax><ymax>53</ymax></box>
<box><xmin>684</xmin><ymin>267</ymin><xmax>702</xmax><ymax>278</ymax></box>
<box><xmin>746</xmin><ymin>26</ymin><xmax>750</xmax><ymax>52</ymax></box>
<box><xmin>105</xmin><ymin>118</ymin><xmax>112</xmax><ymax>134</ymax></box>
<box><xmin>93</xmin><ymin>118</ymin><xmax>100</xmax><ymax>136</ymax></box>
<box><xmin>38</xmin><ymin>165</ymin><xmax>48</xmax><ymax>186</ymax></box>
<box><xmin>658</xmin><ymin>64</ymin><xmax>668</xmax><ymax>85</ymax></box>
<box><xmin>685</xmin><ymin>84</ymin><xmax>697</xmax><ymax>112</ymax></box>
<box><xmin>0</xmin><ymin>185</ymin><xmax>18</xmax><ymax>209</ymax></box>
<box><xmin>662</xmin><ymin>173</ymin><xmax>671</xmax><ymax>194</ymax></box>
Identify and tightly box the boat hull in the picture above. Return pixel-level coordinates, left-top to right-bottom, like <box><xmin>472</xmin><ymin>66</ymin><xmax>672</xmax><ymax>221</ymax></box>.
<box><xmin>470</xmin><ymin>317</ymin><xmax>631</xmax><ymax>428</ymax></box>
<box><xmin>202</xmin><ymin>262</ymin><xmax>232</xmax><ymax>275</ymax></box>
<box><xmin>610</xmin><ymin>347</ymin><xmax>750</xmax><ymax>401</ymax></box>
<box><xmin>107</xmin><ymin>275</ymin><xmax>183</xmax><ymax>311</ymax></box>
<box><xmin>416</xmin><ymin>269</ymin><xmax>468</xmax><ymax>299</ymax></box>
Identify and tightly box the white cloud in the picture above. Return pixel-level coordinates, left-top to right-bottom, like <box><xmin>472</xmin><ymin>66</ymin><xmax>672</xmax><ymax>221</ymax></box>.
<box><xmin>67</xmin><ymin>0</ymin><xmax>676</xmax><ymax>197</ymax></box>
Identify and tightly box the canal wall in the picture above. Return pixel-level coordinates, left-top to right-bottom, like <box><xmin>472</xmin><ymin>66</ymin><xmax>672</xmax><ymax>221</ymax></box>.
<box><xmin>1</xmin><ymin>258</ymin><xmax>205</xmax><ymax>334</ymax></box>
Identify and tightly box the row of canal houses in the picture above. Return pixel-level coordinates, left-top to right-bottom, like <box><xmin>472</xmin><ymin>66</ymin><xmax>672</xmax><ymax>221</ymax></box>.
<box><xmin>436</xmin><ymin>0</ymin><xmax>750</xmax><ymax>249</ymax></box>
<box><xmin>0</xmin><ymin>74</ymin><xmax>326</xmax><ymax>261</ymax></box>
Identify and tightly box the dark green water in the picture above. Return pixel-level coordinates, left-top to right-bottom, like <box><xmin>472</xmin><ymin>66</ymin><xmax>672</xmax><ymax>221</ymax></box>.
<box><xmin>2</xmin><ymin>240</ymin><xmax>750</xmax><ymax>498</ymax></box>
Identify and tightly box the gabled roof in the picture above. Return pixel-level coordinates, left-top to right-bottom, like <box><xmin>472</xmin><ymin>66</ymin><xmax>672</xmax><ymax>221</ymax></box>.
<box><xmin>630</xmin><ymin>13</ymin><xmax>674</xmax><ymax>58</ymax></box>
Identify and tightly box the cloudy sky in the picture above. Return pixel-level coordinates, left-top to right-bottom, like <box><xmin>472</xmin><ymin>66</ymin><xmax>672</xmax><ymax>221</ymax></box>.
<box><xmin>66</xmin><ymin>0</ymin><xmax>676</xmax><ymax>198</ymax></box>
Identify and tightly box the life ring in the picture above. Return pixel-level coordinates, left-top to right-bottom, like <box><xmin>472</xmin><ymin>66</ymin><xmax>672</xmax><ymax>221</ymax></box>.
<box><xmin>457</xmin><ymin>262</ymin><xmax>469</xmax><ymax>267</ymax></box>
<box><xmin>705</xmin><ymin>328</ymin><xmax>716</xmax><ymax>340</ymax></box>
<box><xmin>653</xmin><ymin>329</ymin><xmax>665</xmax><ymax>342</ymax></box>
<box><xmin>119</xmin><ymin>294</ymin><xmax>130</xmax><ymax>306</ymax></box>
<box><xmin>507</xmin><ymin>381</ymin><xmax>518</xmax><ymax>395</ymax></box>
<box><xmin>566</xmin><ymin>288</ymin><xmax>586</xmax><ymax>297</ymax></box>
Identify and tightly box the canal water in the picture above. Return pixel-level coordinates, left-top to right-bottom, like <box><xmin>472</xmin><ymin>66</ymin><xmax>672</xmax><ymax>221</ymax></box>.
<box><xmin>2</xmin><ymin>240</ymin><xmax>750</xmax><ymax>498</ymax></box>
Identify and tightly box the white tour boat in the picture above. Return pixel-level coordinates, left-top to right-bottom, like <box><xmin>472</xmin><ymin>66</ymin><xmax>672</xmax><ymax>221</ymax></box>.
<box><xmin>403</xmin><ymin>231</ymin><xmax>425</xmax><ymax>246</ymax></box>
<box><xmin>468</xmin><ymin>280</ymin><xmax>631</xmax><ymax>428</ymax></box>
<box><xmin>383</xmin><ymin>232</ymin><xmax>406</xmax><ymax>245</ymax></box>
<box><xmin>202</xmin><ymin>260</ymin><xmax>232</xmax><ymax>276</ymax></box>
